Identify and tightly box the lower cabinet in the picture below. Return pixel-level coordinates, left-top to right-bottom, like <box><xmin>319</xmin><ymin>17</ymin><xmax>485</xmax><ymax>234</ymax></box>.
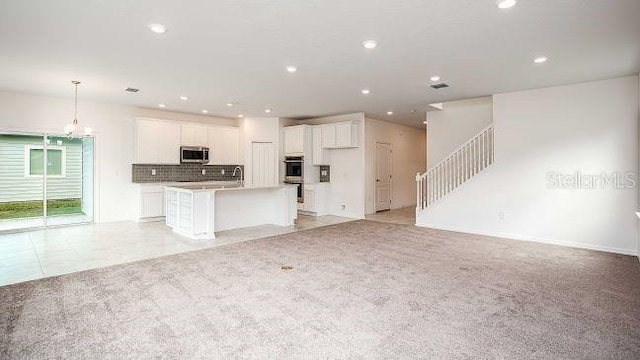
<box><xmin>138</xmin><ymin>185</ymin><xmax>165</xmax><ymax>220</ymax></box>
<box><xmin>302</xmin><ymin>183</ymin><xmax>329</xmax><ymax>216</ymax></box>
<box><xmin>165</xmin><ymin>188</ymin><xmax>209</xmax><ymax>237</ymax></box>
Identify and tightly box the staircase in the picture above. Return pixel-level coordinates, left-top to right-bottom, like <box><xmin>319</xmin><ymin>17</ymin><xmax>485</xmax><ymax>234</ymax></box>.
<box><xmin>416</xmin><ymin>124</ymin><xmax>494</xmax><ymax>211</ymax></box>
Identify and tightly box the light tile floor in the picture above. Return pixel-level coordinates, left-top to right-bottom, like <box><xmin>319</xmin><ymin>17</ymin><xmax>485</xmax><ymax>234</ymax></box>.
<box><xmin>365</xmin><ymin>206</ymin><xmax>416</xmax><ymax>225</ymax></box>
<box><xmin>0</xmin><ymin>215</ymin><xmax>354</xmax><ymax>287</ymax></box>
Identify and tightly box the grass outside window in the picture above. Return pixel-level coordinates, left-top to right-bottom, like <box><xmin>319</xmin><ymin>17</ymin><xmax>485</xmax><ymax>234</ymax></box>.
<box><xmin>0</xmin><ymin>199</ymin><xmax>83</xmax><ymax>220</ymax></box>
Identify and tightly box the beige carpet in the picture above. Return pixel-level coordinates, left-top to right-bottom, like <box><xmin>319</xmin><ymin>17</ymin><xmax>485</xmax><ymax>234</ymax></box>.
<box><xmin>1</xmin><ymin>220</ymin><xmax>640</xmax><ymax>359</ymax></box>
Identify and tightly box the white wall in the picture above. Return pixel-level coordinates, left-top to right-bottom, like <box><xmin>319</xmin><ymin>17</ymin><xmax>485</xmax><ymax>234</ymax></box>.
<box><xmin>418</xmin><ymin>76</ymin><xmax>639</xmax><ymax>255</ymax></box>
<box><xmin>426</xmin><ymin>97</ymin><xmax>493</xmax><ymax>168</ymax></box>
<box><xmin>364</xmin><ymin>117</ymin><xmax>426</xmax><ymax>214</ymax></box>
<box><xmin>299</xmin><ymin>113</ymin><xmax>366</xmax><ymax>219</ymax></box>
<box><xmin>0</xmin><ymin>90</ymin><xmax>236</xmax><ymax>223</ymax></box>
<box><xmin>239</xmin><ymin>117</ymin><xmax>281</xmax><ymax>187</ymax></box>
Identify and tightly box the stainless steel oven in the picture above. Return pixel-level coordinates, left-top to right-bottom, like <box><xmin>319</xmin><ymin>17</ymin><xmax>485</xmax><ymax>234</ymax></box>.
<box><xmin>284</xmin><ymin>156</ymin><xmax>303</xmax><ymax>183</ymax></box>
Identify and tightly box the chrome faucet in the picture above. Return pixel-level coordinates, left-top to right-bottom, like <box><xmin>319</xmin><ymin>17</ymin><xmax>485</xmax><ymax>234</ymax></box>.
<box><xmin>232</xmin><ymin>166</ymin><xmax>244</xmax><ymax>187</ymax></box>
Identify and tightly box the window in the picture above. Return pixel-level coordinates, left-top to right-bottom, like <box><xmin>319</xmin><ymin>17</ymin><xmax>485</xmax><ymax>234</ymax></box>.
<box><xmin>25</xmin><ymin>145</ymin><xmax>66</xmax><ymax>177</ymax></box>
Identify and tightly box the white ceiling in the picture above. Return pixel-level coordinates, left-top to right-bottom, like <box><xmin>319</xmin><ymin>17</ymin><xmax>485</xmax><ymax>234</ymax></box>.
<box><xmin>0</xmin><ymin>0</ymin><xmax>638</xmax><ymax>128</ymax></box>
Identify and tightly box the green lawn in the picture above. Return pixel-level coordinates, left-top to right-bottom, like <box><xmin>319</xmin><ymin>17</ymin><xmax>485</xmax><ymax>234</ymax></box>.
<box><xmin>0</xmin><ymin>199</ymin><xmax>84</xmax><ymax>220</ymax></box>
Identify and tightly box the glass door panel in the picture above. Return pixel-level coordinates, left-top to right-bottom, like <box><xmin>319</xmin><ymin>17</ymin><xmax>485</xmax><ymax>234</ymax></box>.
<box><xmin>44</xmin><ymin>135</ymin><xmax>94</xmax><ymax>227</ymax></box>
<box><xmin>0</xmin><ymin>133</ymin><xmax>45</xmax><ymax>231</ymax></box>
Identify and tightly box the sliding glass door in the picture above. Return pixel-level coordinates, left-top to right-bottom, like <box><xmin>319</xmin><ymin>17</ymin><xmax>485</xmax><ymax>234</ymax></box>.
<box><xmin>0</xmin><ymin>132</ymin><xmax>94</xmax><ymax>232</ymax></box>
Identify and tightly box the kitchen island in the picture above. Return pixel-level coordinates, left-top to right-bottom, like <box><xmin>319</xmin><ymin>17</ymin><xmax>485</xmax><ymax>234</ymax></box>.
<box><xmin>165</xmin><ymin>183</ymin><xmax>297</xmax><ymax>239</ymax></box>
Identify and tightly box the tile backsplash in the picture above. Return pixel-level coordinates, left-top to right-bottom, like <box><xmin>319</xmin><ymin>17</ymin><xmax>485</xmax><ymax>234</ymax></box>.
<box><xmin>319</xmin><ymin>166</ymin><xmax>330</xmax><ymax>182</ymax></box>
<box><xmin>132</xmin><ymin>164</ymin><xmax>243</xmax><ymax>183</ymax></box>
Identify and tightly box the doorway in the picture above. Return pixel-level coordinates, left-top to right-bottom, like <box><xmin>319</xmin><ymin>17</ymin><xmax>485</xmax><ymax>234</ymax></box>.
<box><xmin>375</xmin><ymin>142</ymin><xmax>392</xmax><ymax>212</ymax></box>
<box><xmin>0</xmin><ymin>132</ymin><xmax>94</xmax><ymax>231</ymax></box>
<box><xmin>251</xmin><ymin>142</ymin><xmax>276</xmax><ymax>187</ymax></box>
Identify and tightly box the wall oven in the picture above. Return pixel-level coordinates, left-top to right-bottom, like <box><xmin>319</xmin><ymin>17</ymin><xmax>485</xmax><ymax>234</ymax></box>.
<box><xmin>284</xmin><ymin>156</ymin><xmax>303</xmax><ymax>183</ymax></box>
<box><xmin>180</xmin><ymin>146</ymin><xmax>209</xmax><ymax>164</ymax></box>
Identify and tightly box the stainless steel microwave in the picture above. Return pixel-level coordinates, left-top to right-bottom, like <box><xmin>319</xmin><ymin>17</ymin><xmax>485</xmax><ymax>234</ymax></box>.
<box><xmin>180</xmin><ymin>146</ymin><xmax>209</xmax><ymax>163</ymax></box>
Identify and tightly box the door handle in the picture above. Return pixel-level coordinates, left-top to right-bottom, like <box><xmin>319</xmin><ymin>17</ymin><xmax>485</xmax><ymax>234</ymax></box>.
<box><xmin>376</xmin><ymin>179</ymin><xmax>379</xmax><ymax>182</ymax></box>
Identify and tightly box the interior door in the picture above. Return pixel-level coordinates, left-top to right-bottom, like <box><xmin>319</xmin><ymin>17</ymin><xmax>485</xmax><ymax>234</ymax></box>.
<box><xmin>251</xmin><ymin>142</ymin><xmax>275</xmax><ymax>187</ymax></box>
<box><xmin>375</xmin><ymin>142</ymin><xmax>392</xmax><ymax>211</ymax></box>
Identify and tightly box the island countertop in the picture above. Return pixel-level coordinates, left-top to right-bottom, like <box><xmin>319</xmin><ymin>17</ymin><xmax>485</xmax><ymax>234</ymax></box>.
<box><xmin>164</xmin><ymin>183</ymin><xmax>296</xmax><ymax>193</ymax></box>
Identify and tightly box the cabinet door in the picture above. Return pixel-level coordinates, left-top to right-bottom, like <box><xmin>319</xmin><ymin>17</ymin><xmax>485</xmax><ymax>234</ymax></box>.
<box><xmin>321</xmin><ymin>124</ymin><xmax>336</xmax><ymax>148</ymax></box>
<box><xmin>136</xmin><ymin>119</ymin><xmax>159</xmax><ymax>163</ymax></box>
<box><xmin>284</xmin><ymin>126</ymin><xmax>305</xmax><ymax>155</ymax></box>
<box><xmin>158</xmin><ymin>122</ymin><xmax>181</xmax><ymax>164</ymax></box>
<box><xmin>312</xmin><ymin>126</ymin><xmax>323</xmax><ymax>165</ymax></box>
<box><xmin>181</xmin><ymin>124</ymin><xmax>209</xmax><ymax>146</ymax></box>
<box><xmin>208</xmin><ymin>127</ymin><xmax>240</xmax><ymax>165</ymax></box>
<box><xmin>335</xmin><ymin>122</ymin><xmax>354</xmax><ymax>148</ymax></box>
<box><xmin>304</xmin><ymin>189</ymin><xmax>316</xmax><ymax>212</ymax></box>
<box><xmin>140</xmin><ymin>192</ymin><xmax>164</xmax><ymax>218</ymax></box>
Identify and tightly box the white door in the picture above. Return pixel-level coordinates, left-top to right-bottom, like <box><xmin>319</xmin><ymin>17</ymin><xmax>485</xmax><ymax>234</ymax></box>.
<box><xmin>375</xmin><ymin>142</ymin><xmax>392</xmax><ymax>211</ymax></box>
<box><xmin>252</xmin><ymin>142</ymin><xmax>276</xmax><ymax>187</ymax></box>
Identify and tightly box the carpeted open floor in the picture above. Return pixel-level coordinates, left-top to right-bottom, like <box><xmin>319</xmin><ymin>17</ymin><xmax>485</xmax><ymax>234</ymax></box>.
<box><xmin>1</xmin><ymin>220</ymin><xmax>640</xmax><ymax>359</ymax></box>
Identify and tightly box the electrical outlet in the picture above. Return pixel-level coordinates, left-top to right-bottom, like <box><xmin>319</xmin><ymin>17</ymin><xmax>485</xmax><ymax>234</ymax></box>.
<box><xmin>499</xmin><ymin>211</ymin><xmax>505</xmax><ymax>220</ymax></box>
<box><xmin>151</xmin><ymin>169</ymin><xmax>156</xmax><ymax>176</ymax></box>
<box><xmin>202</xmin><ymin>169</ymin><xmax>206</xmax><ymax>175</ymax></box>
<box><xmin>221</xmin><ymin>169</ymin><xmax>225</xmax><ymax>175</ymax></box>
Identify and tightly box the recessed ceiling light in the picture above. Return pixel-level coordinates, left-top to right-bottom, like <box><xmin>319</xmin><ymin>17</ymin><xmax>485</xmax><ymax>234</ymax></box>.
<box><xmin>202</xmin><ymin>110</ymin><xmax>208</xmax><ymax>114</ymax></box>
<box><xmin>423</xmin><ymin>121</ymin><xmax>428</xmax><ymax>124</ymax></box>
<box><xmin>237</xmin><ymin>114</ymin><xmax>244</xmax><ymax>118</ymax></box>
<box><xmin>362</xmin><ymin>40</ymin><xmax>377</xmax><ymax>49</ymax></box>
<box><xmin>158</xmin><ymin>104</ymin><xmax>166</xmax><ymax>108</ymax></box>
<box><xmin>497</xmin><ymin>0</ymin><xmax>516</xmax><ymax>9</ymax></box>
<box><xmin>286</xmin><ymin>66</ymin><xmax>297</xmax><ymax>73</ymax></box>
<box><xmin>361</xmin><ymin>89</ymin><xmax>371</xmax><ymax>95</ymax></box>
<box><xmin>148</xmin><ymin>24</ymin><xmax>167</xmax><ymax>34</ymax></box>
<box><xmin>430</xmin><ymin>76</ymin><xmax>441</xmax><ymax>82</ymax></box>
<box><xmin>533</xmin><ymin>56</ymin><xmax>548</xmax><ymax>63</ymax></box>
<box><xmin>387</xmin><ymin>111</ymin><xmax>393</xmax><ymax>115</ymax></box>
<box><xmin>265</xmin><ymin>109</ymin><xmax>272</xmax><ymax>113</ymax></box>
<box><xmin>226</xmin><ymin>102</ymin><xmax>234</xmax><ymax>107</ymax></box>
<box><xmin>179</xmin><ymin>96</ymin><xmax>188</xmax><ymax>101</ymax></box>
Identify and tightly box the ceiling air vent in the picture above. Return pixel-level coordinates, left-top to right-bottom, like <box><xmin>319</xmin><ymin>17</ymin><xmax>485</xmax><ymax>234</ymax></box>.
<box><xmin>125</xmin><ymin>87</ymin><xmax>140</xmax><ymax>93</ymax></box>
<box><xmin>430</xmin><ymin>83</ymin><xmax>449</xmax><ymax>90</ymax></box>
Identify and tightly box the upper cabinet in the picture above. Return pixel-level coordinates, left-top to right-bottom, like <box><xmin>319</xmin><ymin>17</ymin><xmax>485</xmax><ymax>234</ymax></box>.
<box><xmin>135</xmin><ymin>118</ymin><xmax>241</xmax><ymax>165</ymax></box>
<box><xmin>136</xmin><ymin>118</ymin><xmax>181</xmax><ymax>164</ymax></box>
<box><xmin>312</xmin><ymin>126</ymin><xmax>330</xmax><ymax>165</ymax></box>
<box><xmin>207</xmin><ymin>126</ymin><xmax>240</xmax><ymax>165</ymax></box>
<box><xmin>181</xmin><ymin>124</ymin><xmax>209</xmax><ymax>146</ymax></box>
<box><xmin>319</xmin><ymin>121</ymin><xmax>358</xmax><ymax>149</ymax></box>
<box><xmin>284</xmin><ymin>125</ymin><xmax>313</xmax><ymax>156</ymax></box>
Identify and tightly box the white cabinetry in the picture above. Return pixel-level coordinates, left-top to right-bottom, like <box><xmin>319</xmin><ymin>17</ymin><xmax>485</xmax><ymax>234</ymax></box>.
<box><xmin>321</xmin><ymin>124</ymin><xmax>337</xmax><ymax>148</ymax></box>
<box><xmin>136</xmin><ymin>119</ymin><xmax>181</xmax><ymax>164</ymax></box>
<box><xmin>165</xmin><ymin>188</ymin><xmax>209</xmax><ymax>237</ymax></box>
<box><xmin>181</xmin><ymin>124</ymin><xmax>209</xmax><ymax>146</ymax></box>
<box><xmin>318</xmin><ymin>121</ymin><xmax>358</xmax><ymax>149</ymax></box>
<box><xmin>208</xmin><ymin>126</ymin><xmax>240</xmax><ymax>165</ymax></box>
<box><xmin>312</xmin><ymin>126</ymin><xmax>330</xmax><ymax>165</ymax></box>
<box><xmin>138</xmin><ymin>185</ymin><xmax>166</xmax><ymax>219</ymax></box>
<box><xmin>283</xmin><ymin>125</ymin><xmax>306</xmax><ymax>155</ymax></box>
<box><xmin>136</xmin><ymin>118</ymin><xmax>241</xmax><ymax>165</ymax></box>
<box><xmin>303</xmin><ymin>183</ymin><xmax>330</xmax><ymax>216</ymax></box>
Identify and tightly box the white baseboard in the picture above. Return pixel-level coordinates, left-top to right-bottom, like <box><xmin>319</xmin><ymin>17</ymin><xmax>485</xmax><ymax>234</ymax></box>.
<box><xmin>416</xmin><ymin>222</ymin><xmax>638</xmax><ymax>256</ymax></box>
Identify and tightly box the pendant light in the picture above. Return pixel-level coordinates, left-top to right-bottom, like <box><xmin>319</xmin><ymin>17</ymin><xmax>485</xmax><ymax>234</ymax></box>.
<box><xmin>64</xmin><ymin>80</ymin><xmax>92</xmax><ymax>138</ymax></box>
